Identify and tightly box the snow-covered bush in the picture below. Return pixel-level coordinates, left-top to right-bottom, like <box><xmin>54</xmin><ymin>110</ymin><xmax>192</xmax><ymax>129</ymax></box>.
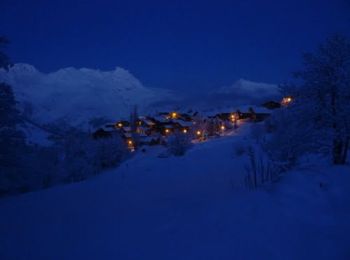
<box><xmin>59</xmin><ymin>130</ymin><xmax>128</xmax><ymax>183</ymax></box>
<box><xmin>263</xmin><ymin>108</ymin><xmax>316</xmax><ymax>167</ymax></box>
<box><xmin>167</xmin><ymin>131</ymin><xmax>192</xmax><ymax>156</ymax></box>
<box><xmin>93</xmin><ymin>135</ymin><xmax>128</xmax><ymax>169</ymax></box>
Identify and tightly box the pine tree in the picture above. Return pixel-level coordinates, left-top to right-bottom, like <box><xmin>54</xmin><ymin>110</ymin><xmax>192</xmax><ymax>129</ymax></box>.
<box><xmin>0</xmin><ymin>83</ymin><xmax>26</xmax><ymax>194</ymax></box>
<box><xmin>0</xmin><ymin>36</ymin><xmax>11</xmax><ymax>70</ymax></box>
<box><xmin>0</xmin><ymin>38</ymin><xmax>26</xmax><ymax>194</ymax></box>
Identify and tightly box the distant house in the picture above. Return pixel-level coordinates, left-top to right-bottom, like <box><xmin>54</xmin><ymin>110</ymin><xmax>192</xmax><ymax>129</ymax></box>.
<box><xmin>93</xmin><ymin>128</ymin><xmax>112</xmax><ymax>139</ymax></box>
<box><xmin>92</xmin><ymin>125</ymin><xmax>119</xmax><ymax>139</ymax></box>
<box><xmin>255</xmin><ymin>113</ymin><xmax>270</xmax><ymax>122</ymax></box>
<box><xmin>115</xmin><ymin>120</ymin><xmax>130</xmax><ymax>129</ymax></box>
<box><xmin>262</xmin><ymin>101</ymin><xmax>281</xmax><ymax>110</ymax></box>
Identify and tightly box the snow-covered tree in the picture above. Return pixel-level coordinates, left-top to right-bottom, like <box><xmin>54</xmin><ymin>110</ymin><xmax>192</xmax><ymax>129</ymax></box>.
<box><xmin>59</xmin><ymin>130</ymin><xmax>128</xmax><ymax>183</ymax></box>
<box><xmin>0</xmin><ymin>36</ymin><xmax>11</xmax><ymax>70</ymax></box>
<box><xmin>0</xmin><ymin>83</ymin><xmax>26</xmax><ymax>195</ymax></box>
<box><xmin>294</xmin><ymin>35</ymin><xmax>350</xmax><ymax>164</ymax></box>
<box><xmin>267</xmin><ymin>35</ymin><xmax>350</xmax><ymax>165</ymax></box>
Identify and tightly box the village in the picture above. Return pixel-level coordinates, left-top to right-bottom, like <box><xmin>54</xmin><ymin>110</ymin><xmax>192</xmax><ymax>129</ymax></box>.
<box><xmin>92</xmin><ymin>97</ymin><xmax>293</xmax><ymax>151</ymax></box>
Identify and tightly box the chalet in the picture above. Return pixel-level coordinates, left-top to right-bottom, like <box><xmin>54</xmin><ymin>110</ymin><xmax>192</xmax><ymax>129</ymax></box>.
<box><xmin>115</xmin><ymin>120</ymin><xmax>130</xmax><ymax>129</ymax></box>
<box><xmin>179</xmin><ymin>113</ymin><xmax>193</xmax><ymax>122</ymax></box>
<box><xmin>281</xmin><ymin>96</ymin><xmax>293</xmax><ymax>106</ymax></box>
<box><xmin>136</xmin><ymin>117</ymin><xmax>158</xmax><ymax>135</ymax></box>
<box><xmin>161</xmin><ymin>124</ymin><xmax>175</xmax><ymax>136</ymax></box>
<box><xmin>215</xmin><ymin>112</ymin><xmax>231</xmax><ymax>121</ymax></box>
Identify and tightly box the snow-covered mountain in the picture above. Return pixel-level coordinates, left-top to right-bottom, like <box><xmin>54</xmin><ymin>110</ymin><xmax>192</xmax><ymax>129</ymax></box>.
<box><xmin>216</xmin><ymin>78</ymin><xmax>280</xmax><ymax>99</ymax></box>
<box><xmin>0</xmin><ymin>63</ymin><xmax>175</xmax><ymax>128</ymax></box>
<box><xmin>0</xmin><ymin>64</ymin><xmax>281</xmax><ymax>128</ymax></box>
<box><xmin>176</xmin><ymin>78</ymin><xmax>281</xmax><ymax>111</ymax></box>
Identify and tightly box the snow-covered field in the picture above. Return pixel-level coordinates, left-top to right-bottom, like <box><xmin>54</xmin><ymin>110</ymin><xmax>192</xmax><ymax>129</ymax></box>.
<box><xmin>1</xmin><ymin>129</ymin><xmax>350</xmax><ymax>259</ymax></box>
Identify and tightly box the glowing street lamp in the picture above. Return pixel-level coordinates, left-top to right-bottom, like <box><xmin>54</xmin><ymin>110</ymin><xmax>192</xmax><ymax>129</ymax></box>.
<box><xmin>183</xmin><ymin>129</ymin><xmax>188</xmax><ymax>134</ymax></box>
<box><xmin>230</xmin><ymin>114</ymin><xmax>236</xmax><ymax>122</ymax></box>
<box><xmin>171</xmin><ymin>112</ymin><xmax>178</xmax><ymax>119</ymax></box>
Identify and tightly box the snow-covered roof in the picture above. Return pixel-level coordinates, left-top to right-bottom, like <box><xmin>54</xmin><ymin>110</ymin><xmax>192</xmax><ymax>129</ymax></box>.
<box><xmin>153</xmin><ymin>116</ymin><xmax>169</xmax><ymax>123</ymax></box>
<box><xmin>122</xmin><ymin>126</ymin><xmax>132</xmax><ymax>132</ymax></box>
<box><xmin>173</xmin><ymin>120</ymin><xmax>193</xmax><ymax>127</ymax></box>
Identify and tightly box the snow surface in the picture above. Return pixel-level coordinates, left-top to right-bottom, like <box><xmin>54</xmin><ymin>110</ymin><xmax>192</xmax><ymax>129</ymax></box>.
<box><xmin>0</xmin><ymin>127</ymin><xmax>349</xmax><ymax>259</ymax></box>
<box><xmin>0</xmin><ymin>64</ymin><xmax>175</xmax><ymax>128</ymax></box>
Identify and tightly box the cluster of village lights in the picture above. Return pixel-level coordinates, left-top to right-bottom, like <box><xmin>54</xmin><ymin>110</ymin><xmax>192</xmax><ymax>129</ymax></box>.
<box><xmin>118</xmin><ymin>110</ymin><xmax>244</xmax><ymax>151</ymax></box>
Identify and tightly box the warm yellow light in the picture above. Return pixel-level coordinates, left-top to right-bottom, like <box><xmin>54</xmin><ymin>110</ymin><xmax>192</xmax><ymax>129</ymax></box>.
<box><xmin>220</xmin><ymin>125</ymin><xmax>225</xmax><ymax>131</ymax></box>
<box><xmin>196</xmin><ymin>130</ymin><xmax>201</xmax><ymax>136</ymax></box>
<box><xmin>165</xmin><ymin>129</ymin><xmax>170</xmax><ymax>133</ymax></box>
<box><xmin>171</xmin><ymin>112</ymin><xmax>177</xmax><ymax>119</ymax></box>
<box><xmin>183</xmin><ymin>129</ymin><xmax>187</xmax><ymax>133</ymax></box>
<box><xmin>127</xmin><ymin>140</ymin><xmax>133</xmax><ymax>145</ymax></box>
<box><xmin>117</xmin><ymin>123</ymin><xmax>123</xmax><ymax>127</ymax></box>
<box><xmin>282</xmin><ymin>96</ymin><xmax>293</xmax><ymax>105</ymax></box>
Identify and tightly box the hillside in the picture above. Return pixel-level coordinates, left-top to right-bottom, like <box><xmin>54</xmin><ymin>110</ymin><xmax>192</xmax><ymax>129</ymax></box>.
<box><xmin>0</xmin><ymin>127</ymin><xmax>349</xmax><ymax>260</ymax></box>
<box><xmin>0</xmin><ymin>64</ymin><xmax>175</xmax><ymax>128</ymax></box>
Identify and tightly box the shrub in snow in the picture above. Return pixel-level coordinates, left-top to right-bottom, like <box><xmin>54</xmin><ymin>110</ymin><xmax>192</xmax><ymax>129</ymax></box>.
<box><xmin>234</xmin><ymin>143</ymin><xmax>246</xmax><ymax>157</ymax></box>
<box><xmin>263</xmin><ymin>108</ymin><xmax>316</xmax><ymax>167</ymax></box>
<box><xmin>167</xmin><ymin>131</ymin><xmax>192</xmax><ymax>156</ymax></box>
<box><xmin>59</xmin><ymin>130</ymin><xmax>128</xmax><ymax>183</ymax></box>
<box><xmin>244</xmin><ymin>145</ymin><xmax>288</xmax><ymax>190</ymax></box>
<box><xmin>94</xmin><ymin>135</ymin><xmax>128</xmax><ymax>169</ymax></box>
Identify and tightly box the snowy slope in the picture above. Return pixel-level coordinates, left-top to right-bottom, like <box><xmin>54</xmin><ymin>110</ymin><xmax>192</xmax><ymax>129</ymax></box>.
<box><xmin>0</xmin><ymin>64</ymin><xmax>175</xmax><ymax>128</ymax></box>
<box><xmin>175</xmin><ymin>78</ymin><xmax>282</xmax><ymax>111</ymax></box>
<box><xmin>209</xmin><ymin>78</ymin><xmax>281</xmax><ymax>107</ymax></box>
<box><xmin>217</xmin><ymin>78</ymin><xmax>280</xmax><ymax>98</ymax></box>
<box><xmin>0</xmin><ymin>129</ymin><xmax>349</xmax><ymax>259</ymax></box>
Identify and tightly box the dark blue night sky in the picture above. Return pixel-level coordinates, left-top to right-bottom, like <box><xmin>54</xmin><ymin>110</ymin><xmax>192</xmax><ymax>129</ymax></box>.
<box><xmin>1</xmin><ymin>0</ymin><xmax>350</xmax><ymax>92</ymax></box>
